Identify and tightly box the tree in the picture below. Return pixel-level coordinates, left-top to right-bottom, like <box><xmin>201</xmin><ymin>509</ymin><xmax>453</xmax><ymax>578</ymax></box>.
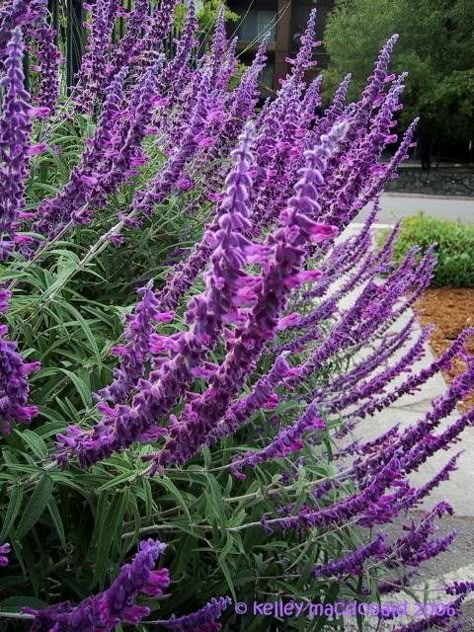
<box><xmin>324</xmin><ymin>0</ymin><xmax>474</xmax><ymax>160</ymax></box>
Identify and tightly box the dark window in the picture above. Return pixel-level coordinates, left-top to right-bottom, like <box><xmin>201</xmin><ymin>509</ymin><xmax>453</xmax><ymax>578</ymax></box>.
<box><xmin>236</xmin><ymin>9</ymin><xmax>277</xmax><ymax>42</ymax></box>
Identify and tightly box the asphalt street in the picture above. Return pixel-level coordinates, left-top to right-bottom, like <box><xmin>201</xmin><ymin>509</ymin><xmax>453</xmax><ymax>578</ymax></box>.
<box><xmin>357</xmin><ymin>192</ymin><xmax>474</xmax><ymax>225</ymax></box>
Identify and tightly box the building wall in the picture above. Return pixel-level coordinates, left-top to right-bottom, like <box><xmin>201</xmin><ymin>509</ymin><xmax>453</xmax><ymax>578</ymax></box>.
<box><xmin>228</xmin><ymin>0</ymin><xmax>335</xmax><ymax>91</ymax></box>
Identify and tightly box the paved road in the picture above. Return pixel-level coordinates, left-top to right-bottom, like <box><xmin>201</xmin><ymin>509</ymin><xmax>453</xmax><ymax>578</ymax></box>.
<box><xmin>357</xmin><ymin>192</ymin><xmax>474</xmax><ymax>225</ymax></box>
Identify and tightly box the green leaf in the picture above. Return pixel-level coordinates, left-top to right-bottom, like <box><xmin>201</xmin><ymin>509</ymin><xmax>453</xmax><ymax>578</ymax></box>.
<box><xmin>93</xmin><ymin>491</ymin><xmax>130</xmax><ymax>586</ymax></box>
<box><xmin>56</xmin><ymin>368</ymin><xmax>93</xmax><ymax>409</ymax></box>
<box><xmin>1</xmin><ymin>486</ymin><xmax>24</xmax><ymax>540</ymax></box>
<box><xmin>59</xmin><ymin>302</ymin><xmax>102</xmax><ymax>368</ymax></box>
<box><xmin>15</xmin><ymin>429</ymin><xmax>48</xmax><ymax>460</ymax></box>
<box><xmin>97</xmin><ymin>471</ymin><xmax>140</xmax><ymax>492</ymax></box>
<box><xmin>155</xmin><ymin>476</ymin><xmax>191</xmax><ymax>522</ymax></box>
<box><xmin>216</xmin><ymin>534</ymin><xmax>237</xmax><ymax>601</ymax></box>
<box><xmin>48</xmin><ymin>498</ymin><xmax>66</xmax><ymax>548</ymax></box>
<box><xmin>16</xmin><ymin>475</ymin><xmax>54</xmax><ymax>540</ymax></box>
<box><xmin>0</xmin><ymin>596</ymin><xmax>50</xmax><ymax>611</ymax></box>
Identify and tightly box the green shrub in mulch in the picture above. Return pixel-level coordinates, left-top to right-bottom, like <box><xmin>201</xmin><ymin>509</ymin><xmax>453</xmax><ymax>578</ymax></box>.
<box><xmin>381</xmin><ymin>213</ymin><xmax>474</xmax><ymax>287</ymax></box>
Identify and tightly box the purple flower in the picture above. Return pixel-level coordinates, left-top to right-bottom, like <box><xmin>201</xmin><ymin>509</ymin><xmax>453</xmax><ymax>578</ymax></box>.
<box><xmin>264</xmin><ymin>455</ymin><xmax>403</xmax><ymax>532</ymax></box>
<box><xmin>284</xmin><ymin>8</ymin><xmax>319</xmax><ymax>80</ymax></box>
<box><xmin>312</xmin><ymin>534</ymin><xmax>387</xmax><ymax>578</ymax></box>
<box><xmin>0</xmin><ymin>542</ymin><xmax>11</xmax><ymax>566</ymax></box>
<box><xmin>325</xmin><ymin>324</ymin><xmax>433</xmax><ymax>414</ymax></box>
<box><xmin>207</xmin><ymin>5</ymin><xmax>227</xmax><ymax>87</ymax></box>
<box><xmin>445</xmin><ymin>581</ymin><xmax>474</xmax><ymax>596</ymax></box>
<box><xmin>35</xmin><ymin>65</ymin><xmax>129</xmax><ymax>234</ymax></box>
<box><xmin>0</xmin><ymin>288</ymin><xmax>11</xmax><ymax>312</ymax></box>
<box><xmin>0</xmin><ymin>324</ymin><xmax>40</xmax><ymax>435</ymax></box>
<box><xmin>399</xmin><ymin>453</ymin><xmax>460</xmax><ymax>510</ymax></box>
<box><xmin>25</xmin><ymin>539</ymin><xmax>169</xmax><ymax>631</ymax></box>
<box><xmin>151</xmin><ymin>125</ymin><xmax>344</xmax><ymax>471</ymax></box>
<box><xmin>74</xmin><ymin>0</ymin><xmax>119</xmax><ymax>113</ymax></box>
<box><xmin>27</xmin><ymin>0</ymin><xmax>61</xmax><ymax>112</ymax></box>
<box><xmin>129</xmin><ymin>70</ymin><xmax>212</xmax><ymax>224</ymax></box>
<box><xmin>0</xmin><ymin>27</ymin><xmax>33</xmax><ymax>259</ymax></box>
<box><xmin>315</xmin><ymin>73</ymin><xmax>351</xmax><ymax>137</ymax></box>
<box><xmin>106</xmin><ymin>0</ymin><xmax>151</xmax><ymax>86</ymax></box>
<box><xmin>156</xmin><ymin>596</ymin><xmax>231</xmax><ymax>631</ymax></box>
<box><xmin>230</xmin><ymin>404</ymin><xmax>325</xmax><ymax>479</ymax></box>
<box><xmin>209</xmin><ymin>353</ymin><xmax>293</xmax><ymax>443</ymax></box>
<box><xmin>100</xmin><ymin>283</ymin><xmax>175</xmax><ymax>405</ymax></box>
<box><xmin>391</xmin><ymin>597</ymin><xmax>464</xmax><ymax>632</ymax></box>
<box><xmin>135</xmin><ymin>0</ymin><xmax>178</xmax><ymax>75</ymax></box>
<box><xmin>217</xmin><ymin>36</ymin><xmax>268</xmax><ymax>150</ymax></box>
<box><xmin>57</xmin><ymin>123</ymin><xmax>257</xmax><ymax>467</ymax></box>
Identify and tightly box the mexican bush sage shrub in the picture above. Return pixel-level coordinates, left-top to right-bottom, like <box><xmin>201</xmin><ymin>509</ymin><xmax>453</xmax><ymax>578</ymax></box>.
<box><xmin>0</xmin><ymin>2</ymin><xmax>473</xmax><ymax>631</ymax></box>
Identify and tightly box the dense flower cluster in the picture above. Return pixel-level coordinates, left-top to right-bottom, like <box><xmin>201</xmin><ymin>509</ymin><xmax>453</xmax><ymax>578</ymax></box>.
<box><xmin>0</xmin><ymin>2</ymin><xmax>472</xmax><ymax>631</ymax></box>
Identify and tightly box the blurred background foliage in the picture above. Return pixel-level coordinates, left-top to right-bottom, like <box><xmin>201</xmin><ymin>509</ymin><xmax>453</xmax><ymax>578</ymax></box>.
<box><xmin>323</xmin><ymin>0</ymin><xmax>474</xmax><ymax>161</ymax></box>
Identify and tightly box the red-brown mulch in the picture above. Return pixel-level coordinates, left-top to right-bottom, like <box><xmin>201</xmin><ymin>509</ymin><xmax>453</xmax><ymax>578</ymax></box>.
<box><xmin>414</xmin><ymin>288</ymin><xmax>474</xmax><ymax>412</ymax></box>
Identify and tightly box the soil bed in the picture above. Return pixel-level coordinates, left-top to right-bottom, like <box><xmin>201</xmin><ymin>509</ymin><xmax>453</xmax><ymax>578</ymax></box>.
<box><xmin>414</xmin><ymin>288</ymin><xmax>474</xmax><ymax>411</ymax></box>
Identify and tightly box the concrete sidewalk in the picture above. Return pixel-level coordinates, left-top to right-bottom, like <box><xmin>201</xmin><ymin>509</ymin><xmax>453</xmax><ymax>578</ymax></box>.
<box><xmin>343</xmin><ymin>307</ymin><xmax>474</xmax><ymax>517</ymax></box>
<box><xmin>332</xmin><ymin>225</ymin><xmax>474</xmax><ymax>630</ymax></box>
<box><xmin>332</xmin><ymin>224</ymin><xmax>474</xmax><ymax>516</ymax></box>
<box><xmin>334</xmin><ymin>224</ymin><xmax>474</xmax><ymax>516</ymax></box>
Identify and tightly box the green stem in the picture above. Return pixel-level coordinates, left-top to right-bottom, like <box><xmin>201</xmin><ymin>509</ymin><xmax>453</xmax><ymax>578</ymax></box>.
<box><xmin>121</xmin><ymin>521</ymin><xmax>211</xmax><ymax>539</ymax></box>
<box><xmin>224</xmin><ymin>466</ymin><xmax>353</xmax><ymax>504</ymax></box>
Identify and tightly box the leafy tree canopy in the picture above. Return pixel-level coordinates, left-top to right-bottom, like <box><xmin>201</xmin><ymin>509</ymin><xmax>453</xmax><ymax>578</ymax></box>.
<box><xmin>324</xmin><ymin>0</ymin><xmax>474</xmax><ymax>152</ymax></box>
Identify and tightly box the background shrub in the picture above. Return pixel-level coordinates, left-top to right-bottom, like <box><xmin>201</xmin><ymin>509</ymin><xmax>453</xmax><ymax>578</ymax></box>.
<box><xmin>380</xmin><ymin>213</ymin><xmax>474</xmax><ymax>287</ymax></box>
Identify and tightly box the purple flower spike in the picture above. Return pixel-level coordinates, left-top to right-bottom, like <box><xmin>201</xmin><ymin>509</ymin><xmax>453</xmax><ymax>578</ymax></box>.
<box><xmin>0</xmin><ymin>324</ymin><xmax>40</xmax><ymax>435</ymax></box>
<box><xmin>445</xmin><ymin>581</ymin><xmax>474</xmax><ymax>596</ymax></box>
<box><xmin>36</xmin><ymin>65</ymin><xmax>129</xmax><ymax>234</ymax></box>
<box><xmin>391</xmin><ymin>597</ymin><xmax>464</xmax><ymax>632</ymax></box>
<box><xmin>316</xmin><ymin>73</ymin><xmax>351</xmax><ymax>137</ymax></box>
<box><xmin>75</xmin><ymin>0</ymin><xmax>119</xmax><ymax>113</ymax></box>
<box><xmin>140</xmin><ymin>0</ymin><xmax>179</xmax><ymax>70</ymax></box>
<box><xmin>0</xmin><ymin>288</ymin><xmax>11</xmax><ymax>313</ymax></box>
<box><xmin>0</xmin><ymin>27</ymin><xmax>33</xmax><ymax>259</ymax></box>
<box><xmin>284</xmin><ymin>8</ymin><xmax>319</xmax><ymax>81</ymax></box>
<box><xmin>265</xmin><ymin>455</ymin><xmax>403</xmax><ymax>532</ymax></box>
<box><xmin>230</xmin><ymin>404</ymin><xmax>325</xmax><ymax>479</ymax></box>
<box><xmin>56</xmin><ymin>123</ymin><xmax>257</xmax><ymax>467</ymax></box>
<box><xmin>161</xmin><ymin>0</ymin><xmax>199</xmax><ymax>104</ymax></box>
<box><xmin>209</xmin><ymin>353</ymin><xmax>293</xmax><ymax>443</ymax></box>
<box><xmin>208</xmin><ymin>4</ymin><xmax>227</xmax><ymax>86</ymax></box>
<box><xmin>151</xmin><ymin>124</ymin><xmax>345</xmax><ymax>471</ymax></box>
<box><xmin>99</xmin><ymin>283</ymin><xmax>174</xmax><ymax>405</ymax></box>
<box><xmin>25</xmin><ymin>539</ymin><xmax>169</xmax><ymax>631</ymax></box>
<box><xmin>156</xmin><ymin>595</ymin><xmax>232</xmax><ymax>631</ymax></box>
<box><xmin>27</xmin><ymin>0</ymin><xmax>61</xmax><ymax>112</ymax></box>
<box><xmin>312</xmin><ymin>534</ymin><xmax>387</xmax><ymax>578</ymax></box>
<box><xmin>107</xmin><ymin>0</ymin><xmax>151</xmax><ymax>85</ymax></box>
<box><xmin>0</xmin><ymin>542</ymin><xmax>11</xmax><ymax>566</ymax></box>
